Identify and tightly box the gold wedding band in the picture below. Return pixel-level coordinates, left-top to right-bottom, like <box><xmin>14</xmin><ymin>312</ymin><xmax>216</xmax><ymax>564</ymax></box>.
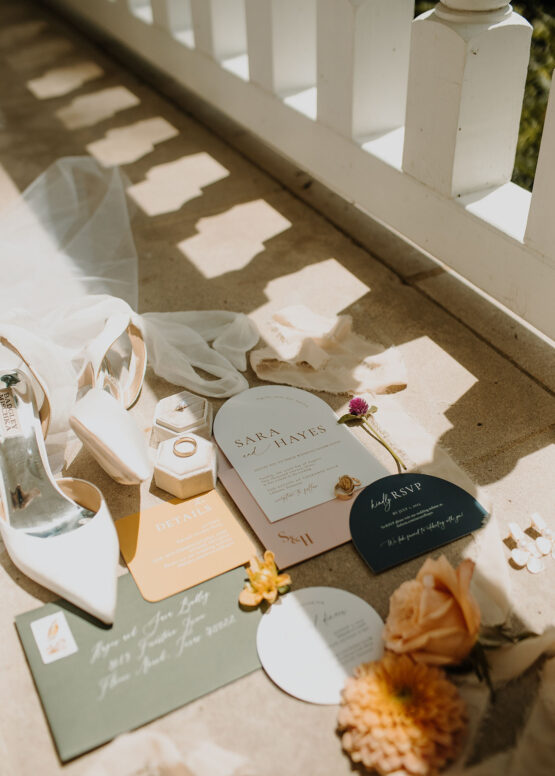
<box><xmin>173</xmin><ymin>436</ymin><xmax>197</xmax><ymax>458</ymax></box>
<box><xmin>334</xmin><ymin>475</ymin><xmax>361</xmax><ymax>500</ymax></box>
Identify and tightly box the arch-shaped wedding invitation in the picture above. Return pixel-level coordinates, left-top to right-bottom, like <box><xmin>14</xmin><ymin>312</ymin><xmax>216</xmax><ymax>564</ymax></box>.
<box><xmin>349</xmin><ymin>473</ymin><xmax>489</xmax><ymax>573</ymax></box>
<box><xmin>214</xmin><ymin>386</ymin><xmax>389</xmax><ymax>567</ymax></box>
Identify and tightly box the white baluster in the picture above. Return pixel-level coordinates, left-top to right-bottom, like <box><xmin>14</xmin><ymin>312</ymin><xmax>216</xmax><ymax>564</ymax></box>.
<box><xmin>317</xmin><ymin>0</ymin><xmax>413</xmax><ymax>140</ymax></box>
<box><xmin>190</xmin><ymin>0</ymin><xmax>246</xmax><ymax>61</ymax></box>
<box><xmin>245</xmin><ymin>0</ymin><xmax>316</xmax><ymax>95</ymax></box>
<box><xmin>403</xmin><ymin>0</ymin><xmax>532</xmax><ymax>197</ymax></box>
<box><xmin>524</xmin><ymin>76</ymin><xmax>555</xmax><ymax>260</ymax></box>
<box><xmin>151</xmin><ymin>0</ymin><xmax>191</xmax><ymax>34</ymax></box>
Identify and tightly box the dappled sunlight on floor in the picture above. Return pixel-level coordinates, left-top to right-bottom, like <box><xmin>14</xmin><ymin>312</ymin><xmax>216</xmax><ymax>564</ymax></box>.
<box><xmin>178</xmin><ymin>200</ymin><xmax>291</xmax><ymax>278</ymax></box>
<box><xmin>250</xmin><ymin>258</ymin><xmax>370</xmax><ymax>328</ymax></box>
<box><xmin>86</xmin><ymin>117</ymin><xmax>178</xmax><ymax>166</ymax></box>
<box><xmin>127</xmin><ymin>152</ymin><xmax>229</xmax><ymax>215</ymax></box>
<box><xmin>0</xmin><ymin>0</ymin><xmax>548</xmax><ymax>546</ymax></box>
<box><xmin>27</xmin><ymin>61</ymin><xmax>103</xmax><ymax>99</ymax></box>
<box><xmin>0</xmin><ymin>1</ymin><xmax>554</xmax><ymax>772</ymax></box>
<box><xmin>401</xmin><ymin>336</ymin><xmax>477</xmax><ymax>430</ymax></box>
<box><xmin>55</xmin><ymin>86</ymin><xmax>140</xmax><ymax>130</ymax></box>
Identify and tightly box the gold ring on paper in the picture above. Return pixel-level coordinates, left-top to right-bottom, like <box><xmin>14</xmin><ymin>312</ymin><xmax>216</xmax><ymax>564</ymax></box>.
<box><xmin>173</xmin><ymin>436</ymin><xmax>197</xmax><ymax>458</ymax></box>
<box><xmin>334</xmin><ymin>475</ymin><xmax>361</xmax><ymax>500</ymax></box>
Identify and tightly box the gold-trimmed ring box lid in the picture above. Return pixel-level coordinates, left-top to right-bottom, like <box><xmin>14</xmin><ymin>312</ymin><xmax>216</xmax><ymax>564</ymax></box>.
<box><xmin>152</xmin><ymin>390</ymin><xmax>213</xmax><ymax>444</ymax></box>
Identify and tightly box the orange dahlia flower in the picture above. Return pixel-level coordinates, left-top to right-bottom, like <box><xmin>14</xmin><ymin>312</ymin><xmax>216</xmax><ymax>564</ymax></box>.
<box><xmin>338</xmin><ymin>653</ymin><xmax>467</xmax><ymax>776</ymax></box>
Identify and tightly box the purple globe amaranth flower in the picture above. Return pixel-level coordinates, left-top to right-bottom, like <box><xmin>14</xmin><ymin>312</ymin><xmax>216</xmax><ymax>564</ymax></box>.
<box><xmin>339</xmin><ymin>397</ymin><xmax>406</xmax><ymax>471</ymax></box>
<box><xmin>348</xmin><ymin>397</ymin><xmax>369</xmax><ymax>417</ymax></box>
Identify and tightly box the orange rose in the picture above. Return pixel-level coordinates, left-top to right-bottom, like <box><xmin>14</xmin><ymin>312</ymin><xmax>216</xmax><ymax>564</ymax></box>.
<box><xmin>383</xmin><ymin>555</ymin><xmax>480</xmax><ymax>666</ymax></box>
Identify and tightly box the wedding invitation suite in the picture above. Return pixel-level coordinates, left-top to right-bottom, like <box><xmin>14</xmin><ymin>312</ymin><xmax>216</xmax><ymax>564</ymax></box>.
<box><xmin>350</xmin><ymin>473</ymin><xmax>488</xmax><ymax>572</ymax></box>
<box><xmin>256</xmin><ymin>587</ymin><xmax>383</xmax><ymax>704</ymax></box>
<box><xmin>116</xmin><ymin>491</ymin><xmax>256</xmax><ymax>601</ymax></box>
<box><xmin>15</xmin><ymin>569</ymin><xmax>261</xmax><ymax>761</ymax></box>
<box><xmin>215</xmin><ymin>386</ymin><xmax>388</xmax><ymax>567</ymax></box>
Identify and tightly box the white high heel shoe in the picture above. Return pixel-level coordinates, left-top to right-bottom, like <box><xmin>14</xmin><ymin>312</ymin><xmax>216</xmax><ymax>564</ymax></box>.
<box><xmin>70</xmin><ymin>313</ymin><xmax>151</xmax><ymax>486</ymax></box>
<box><xmin>0</xmin><ymin>355</ymin><xmax>119</xmax><ymax>624</ymax></box>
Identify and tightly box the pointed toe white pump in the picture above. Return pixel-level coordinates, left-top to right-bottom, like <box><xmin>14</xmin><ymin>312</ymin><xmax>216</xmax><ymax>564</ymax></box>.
<box><xmin>70</xmin><ymin>313</ymin><xmax>151</xmax><ymax>486</ymax></box>
<box><xmin>2</xmin><ymin>478</ymin><xmax>119</xmax><ymax>623</ymax></box>
<box><xmin>0</xmin><ymin>363</ymin><xmax>119</xmax><ymax>624</ymax></box>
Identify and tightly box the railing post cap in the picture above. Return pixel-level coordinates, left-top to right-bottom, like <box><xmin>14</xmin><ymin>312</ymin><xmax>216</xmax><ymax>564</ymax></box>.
<box><xmin>440</xmin><ymin>0</ymin><xmax>510</xmax><ymax>10</ymax></box>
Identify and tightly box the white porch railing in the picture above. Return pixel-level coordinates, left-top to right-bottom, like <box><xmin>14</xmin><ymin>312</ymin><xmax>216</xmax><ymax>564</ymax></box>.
<box><xmin>46</xmin><ymin>0</ymin><xmax>555</xmax><ymax>340</ymax></box>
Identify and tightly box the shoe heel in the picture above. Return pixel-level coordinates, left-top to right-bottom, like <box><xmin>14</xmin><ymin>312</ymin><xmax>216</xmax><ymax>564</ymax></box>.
<box><xmin>0</xmin><ymin>369</ymin><xmax>119</xmax><ymax>624</ymax></box>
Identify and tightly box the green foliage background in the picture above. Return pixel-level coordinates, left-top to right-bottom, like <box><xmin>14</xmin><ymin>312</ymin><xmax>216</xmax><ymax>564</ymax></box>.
<box><xmin>414</xmin><ymin>1</ymin><xmax>555</xmax><ymax>191</ymax></box>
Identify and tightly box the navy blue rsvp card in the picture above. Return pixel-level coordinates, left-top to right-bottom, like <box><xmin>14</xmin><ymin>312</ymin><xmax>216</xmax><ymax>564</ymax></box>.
<box><xmin>349</xmin><ymin>473</ymin><xmax>488</xmax><ymax>573</ymax></box>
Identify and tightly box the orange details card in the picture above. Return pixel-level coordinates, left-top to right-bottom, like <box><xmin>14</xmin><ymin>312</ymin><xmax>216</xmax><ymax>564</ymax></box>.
<box><xmin>116</xmin><ymin>490</ymin><xmax>256</xmax><ymax>602</ymax></box>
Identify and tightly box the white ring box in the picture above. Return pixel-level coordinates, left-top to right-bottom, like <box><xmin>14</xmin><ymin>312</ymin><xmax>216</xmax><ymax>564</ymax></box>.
<box><xmin>152</xmin><ymin>390</ymin><xmax>213</xmax><ymax>446</ymax></box>
<box><xmin>154</xmin><ymin>432</ymin><xmax>217</xmax><ymax>499</ymax></box>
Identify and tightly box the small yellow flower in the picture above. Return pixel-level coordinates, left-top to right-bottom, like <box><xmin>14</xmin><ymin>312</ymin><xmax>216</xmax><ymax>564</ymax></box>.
<box><xmin>239</xmin><ymin>551</ymin><xmax>291</xmax><ymax>608</ymax></box>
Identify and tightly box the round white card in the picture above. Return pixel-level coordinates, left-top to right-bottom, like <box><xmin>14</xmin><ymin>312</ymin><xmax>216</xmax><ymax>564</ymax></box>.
<box><xmin>256</xmin><ymin>586</ymin><xmax>384</xmax><ymax>704</ymax></box>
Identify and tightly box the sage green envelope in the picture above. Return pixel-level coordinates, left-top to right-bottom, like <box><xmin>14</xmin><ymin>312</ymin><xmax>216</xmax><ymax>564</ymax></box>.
<box><xmin>15</xmin><ymin>568</ymin><xmax>260</xmax><ymax>762</ymax></box>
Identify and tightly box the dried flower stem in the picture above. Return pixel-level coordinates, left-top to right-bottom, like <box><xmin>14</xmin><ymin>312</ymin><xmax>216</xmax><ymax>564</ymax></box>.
<box><xmin>361</xmin><ymin>418</ymin><xmax>406</xmax><ymax>473</ymax></box>
<box><xmin>339</xmin><ymin>397</ymin><xmax>407</xmax><ymax>472</ymax></box>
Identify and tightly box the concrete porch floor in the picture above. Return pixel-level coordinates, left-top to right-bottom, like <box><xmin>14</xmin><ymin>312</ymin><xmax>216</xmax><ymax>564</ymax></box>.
<box><xmin>0</xmin><ymin>1</ymin><xmax>554</xmax><ymax>774</ymax></box>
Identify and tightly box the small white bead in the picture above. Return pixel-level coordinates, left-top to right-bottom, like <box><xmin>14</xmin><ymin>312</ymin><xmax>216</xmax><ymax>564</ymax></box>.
<box><xmin>536</xmin><ymin>536</ymin><xmax>552</xmax><ymax>556</ymax></box>
<box><xmin>510</xmin><ymin>548</ymin><xmax>529</xmax><ymax>568</ymax></box>
<box><xmin>531</xmin><ymin>512</ymin><xmax>547</xmax><ymax>532</ymax></box>
<box><xmin>527</xmin><ymin>556</ymin><xmax>545</xmax><ymax>574</ymax></box>
<box><xmin>508</xmin><ymin>522</ymin><xmax>525</xmax><ymax>543</ymax></box>
<box><xmin>522</xmin><ymin>538</ymin><xmax>541</xmax><ymax>558</ymax></box>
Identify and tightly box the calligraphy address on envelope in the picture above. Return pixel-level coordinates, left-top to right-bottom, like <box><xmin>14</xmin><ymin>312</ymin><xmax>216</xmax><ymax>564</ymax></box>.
<box><xmin>349</xmin><ymin>473</ymin><xmax>488</xmax><ymax>573</ymax></box>
<box><xmin>15</xmin><ymin>568</ymin><xmax>261</xmax><ymax>762</ymax></box>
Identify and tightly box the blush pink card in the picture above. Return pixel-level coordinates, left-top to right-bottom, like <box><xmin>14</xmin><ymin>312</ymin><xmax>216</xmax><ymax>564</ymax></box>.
<box><xmin>217</xmin><ymin>447</ymin><xmax>358</xmax><ymax>568</ymax></box>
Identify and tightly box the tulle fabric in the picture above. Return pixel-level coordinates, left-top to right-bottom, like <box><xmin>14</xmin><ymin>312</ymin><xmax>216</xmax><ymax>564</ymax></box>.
<box><xmin>0</xmin><ymin>158</ymin><xmax>258</xmax><ymax>455</ymax></box>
